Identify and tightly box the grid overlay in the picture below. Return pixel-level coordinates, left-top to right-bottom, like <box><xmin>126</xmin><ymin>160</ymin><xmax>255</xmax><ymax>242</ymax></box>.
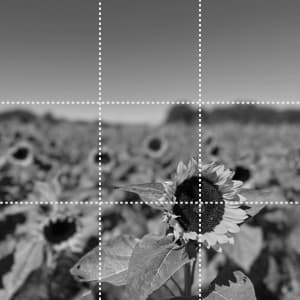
<box><xmin>1</xmin><ymin>101</ymin><xmax>300</xmax><ymax>300</ymax></box>
<box><xmin>99</xmin><ymin>101</ymin><xmax>300</xmax><ymax>300</ymax></box>
<box><xmin>0</xmin><ymin>0</ymin><xmax>300</xmax><ymax>296</ymax></box>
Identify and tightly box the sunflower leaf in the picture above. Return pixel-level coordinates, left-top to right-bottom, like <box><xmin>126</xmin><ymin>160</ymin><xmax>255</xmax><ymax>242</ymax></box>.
<box><xmin>118</xmin><ymin>182</ymin><xmax>172</xmax><ymax>210</ymax></box>
<box><xmin>70</xmin><ymin>246</ymin><xmax>99</xmax><ymax>282</ymax></box>
<box><xmin>2</xmin><ymin>238</ymin><xmax>44</xmax><ymax>298</ymax></box>
<box><xmin>223</xmin><ymin>224</ymin><xmax>263</xmax><ymax>272</ymax></box>
<box><xmin>102</xmin><ymin>235</ymin><xmax>139</xmax><ymax>285</ymax></box>
<box><xmin>72</xmin><ymin>235</ymin><xmax>139</xmax><ymax>284</ymax></box>
<box><xmin>126</xmin><ymin>234</ymin><xmax>190</xmax><ymax>300</ymax></box>
<box><xmin>0</xmin><ymin>237</ymin><xmax>15</xmax><ymax>260</ymax></box>
<box><xmin>204</xmin><ymin>270</ymin><xmax>256</xmax><ymax>300</ymax></box>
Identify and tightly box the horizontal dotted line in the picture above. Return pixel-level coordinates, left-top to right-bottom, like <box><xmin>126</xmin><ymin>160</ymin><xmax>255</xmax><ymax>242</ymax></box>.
<box><xmin>0</xmin><ymin>101</ymin><xmax>99</xmax><ymax>105</ymax></box>
<box><xmin>101</xmin><ymin>101</ymin><xmax>198</xmax><ymax>105</ymax></box>
<box><xmin>98</xmin><ymin>201</ymin><xmax>285</xmax><ymax>205</ymax></box>
<box><xmin>0</xmin><ymin>100</ymin><xmax>299</xmax><ymax>105</ymax></box>
<box><xmin>101</xmin><ymin>201</ymin><xmax>199</xmax><ymax>205</ymax></box>
<box><xmin>202</xmin><ymin>201</ymin><xmax>299</xmax><ymax>205</ymax></box>
<box><xmin>203</xmin><ymin>101</ymin><xmax>300</xmax><ymax>105</ymax></box>
<box><xmin>0</xmin><ymin>201</ymin><xmax>99</xmax><ymax>205</ymax></box>
<box><xmin>0</xmin><ymin>201</ymin><xmax>298</xmax><ymax>205</ymax></box>
<box><xmin>100</xmin><ymin>201</ymin><xmax>299</xmax><ymax>205</ymax></box>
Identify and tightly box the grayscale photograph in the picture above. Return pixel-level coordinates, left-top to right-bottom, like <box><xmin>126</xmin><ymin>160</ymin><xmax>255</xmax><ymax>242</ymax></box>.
<box><xmin>201</xmin><ymin>104</ymin><xmax>300</xmax><ymax>300</ymax></box>
<box><xmin>0</xmin><ymin>104</ymin><xmax>99</xmax><ymax>300</ymax></box>
<box><xmin>100</xmin><ymin>103</ymin><xmax>199</xmax><ymax>300</ymax></box>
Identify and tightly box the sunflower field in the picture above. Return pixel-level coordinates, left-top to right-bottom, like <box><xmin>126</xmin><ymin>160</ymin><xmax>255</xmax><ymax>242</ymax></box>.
<box><xmin>0</xmin><ymin>109</ymin><xmax>99</xmax><ymax>300</ymax></box>
<box><xmin>2</xmin><ymin>105</ymin><xmax>300</xmax><ymax>300</ymax></box>
<box><xmin>201</xmin><ymin>105</ymin><xmax>300</xmax><ymax>300</ymax></box>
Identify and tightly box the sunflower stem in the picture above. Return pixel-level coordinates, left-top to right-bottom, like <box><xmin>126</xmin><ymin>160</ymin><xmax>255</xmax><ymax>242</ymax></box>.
<box><xmin>163</xmin><ymin>283</ymin><xmax>176</xmax><ymax>297</ymax></box>
<box><xmin>184</xmin><ymin>262</ymin><xmax>192</xmax><ymax>296</ymax></box>
<box><xmin>170</xmin><ymin>276</ymin><xmax>184</xmax><ymax>295</ymax></box>
<box><xmin>190</xmin><ymin>258</ymin><xmax>197</xmax><ymax>287</ymax></box>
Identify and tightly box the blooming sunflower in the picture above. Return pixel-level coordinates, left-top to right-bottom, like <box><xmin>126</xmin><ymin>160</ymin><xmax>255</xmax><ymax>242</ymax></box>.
<box><xmin>142</xmin><ymin>134</ymin><xmax>169</xmax><ymax>159</ymax></box>
<box><xmin>158</xmin><ymin>159</ymin><xmax>248</xmax><ymax>251</ymax></box>
<box><xmin>19</xmin><ymin>205</ymin><xmax>87</xmax><ymax>254</ymax></box>
<box><xmin>120</xmin><ymin>159</ymin><xmax>250</xmax><ymax>252</ymax></box>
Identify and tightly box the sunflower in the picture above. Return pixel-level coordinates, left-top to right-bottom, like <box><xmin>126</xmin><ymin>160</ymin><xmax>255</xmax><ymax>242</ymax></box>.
<box><xmin>7</xmin><ymin>141</ymin><xmax>34</xmax><ymax>167</ymax></box>
<box><xmin>24</xmin><ymin>183</ymin><xmax>98</xmax><ymax>254</ymax></box>
<box><xmin>19</xmin><ymin>205</ymin><xmax>87</xmax><ymax>254</ymax></box>
<box><xmin>142</xmin><ymin>133</ymin><xmax>169</xmax><ymax>159</ymax></box>
<box><xmin>160</xmin><ymin>159</ymin><xmax>248</xmax><ymax>251</ymax></box>
<box><xmin>120</xmin><ymin>159</ymin><xmax>249</xmax><ymax>252</ymax></box>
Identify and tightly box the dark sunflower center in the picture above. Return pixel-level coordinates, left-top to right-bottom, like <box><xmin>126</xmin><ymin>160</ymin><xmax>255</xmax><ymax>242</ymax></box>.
<box><xmin>94</xmin><ymin>153</ymin><xmax>100</xmax><ymax>164</ymax></box>
<box><xmin>43</xmin><ymin>218</ymin><xmax>77</xmax><ymax>245</ymax></box>
<box><xmin>173</xmin><ymin>176</ymin><xmax>199</xmax><ymax>232</ymax></box>
<box><xmin>175</xmin><ymin>176</ymin><xmax>199</xmax><ymax>203</ymax></box>
<box><xmin>173</xmin><ymin>203</ymin><xmax>199</xmax><ymax>232</ymax></box>
<box><xmin>101</xmin><ymin>152</ymin><xmax>111</xmax><ymax>165</ymax></box>
<box><xmin>12</xmin><ymin>147</ymin><xmax>29</xmax><ymax>160</ymax></box>
<box><xmin>148</xmin><ymin>138</ymin><xmax>162</xmax><ymax>152</ymax></box>
<box><xmin>201</xmin><ymin>178</ymin><xmax>225</xmax><ymax>233</ymax></box>
<box><xmin>201</xmin><ymin>178</ymin><xmax>223</xmax><ymax>203</ymax></box>
<box><xmin>172</xmin><ymin>177</ymin><xmax>225</xmax><ymax>234</ymax></box>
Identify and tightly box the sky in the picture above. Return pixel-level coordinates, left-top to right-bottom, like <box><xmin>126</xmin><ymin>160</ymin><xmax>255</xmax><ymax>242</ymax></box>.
<box><xmin>102</xmin><ymin>0</ymin><xmax>198</xmax><ymax>101</ymax></box>
<box><xmin>0</xmin><ymin>0</ymin><xmax>98</xmax><ymax>100</ymax></box>
<box><xmin>203</xmin><ymin>0</ymin><xmax>300</xmax><ymax>101</ymax></box>
<box><xmin>1</xmin><ymin>0</ymin><xmax>300</xmax><ymax>103</ymax></box>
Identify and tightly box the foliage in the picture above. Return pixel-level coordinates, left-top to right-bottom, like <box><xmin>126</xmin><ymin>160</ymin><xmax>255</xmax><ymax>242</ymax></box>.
<box><xmin>0</xmin><ymin>111</ymin><xmax>98</xmax><ymax>300</ymax></box>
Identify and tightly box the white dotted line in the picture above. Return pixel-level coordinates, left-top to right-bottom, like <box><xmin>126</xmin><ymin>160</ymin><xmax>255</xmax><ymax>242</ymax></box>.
<box><xmin>98</xmin><ymin>0</ymin><xmax>102</xmax><ymax>293</ymax></box>
<box><xmin>0</xmin><ymin>201</ymin><xmax>297</xmax><ymax>205</ymax></box>
<box><xmin>201</xmin><ymin>201</ymin><xmax>300</xmax><ymax>205</ymax></box>
<box><xmin>203</xmin><ymin>101</ymin><xmax>300</xmax><ymax>105</ymax></box>
<box><xmin>199</xmin><ymin>107</ymin><xmax>202</xmax><ymax>299</ymax></box>
<box><xmin>0</xmin><ymin>101</ymin><xmax>99</xmax><ymax>105</ymax></box>
<box><xmin>100</xmin><ymin>201</ymin><xmax>200</xmax><ymax>205</ymax></box>
<box><xmin>99</xmin><ymin>1</ymin><xmax>102</xmax><ymax>101</ymax></box>
<box><xmin>101</xmin><ymin>101</ymin><xmax>198</xmax><ymax>105</ymax></box>
<box><xmin>199</xmin><ymin>0</ymin><xmax>202</xmax><ymax>297</ymax></box>
<box><xmin>0</xmin><ymin>100</ymin><xmax>298</xmax><ymax>105</ymax></box>
<box><xmin>201</xmin><ymin>201</ymin><xmax>299</xmax><ymax>205</ymax></box>
<box><xmin>0</xmin><ymin>201</ymin><xmax>99</xmax><ymax>205</ymax></box>
<box><xmin>0</xmin><ymin>201</ymin><xmax>199</xmax><ymax>205</ymax></box>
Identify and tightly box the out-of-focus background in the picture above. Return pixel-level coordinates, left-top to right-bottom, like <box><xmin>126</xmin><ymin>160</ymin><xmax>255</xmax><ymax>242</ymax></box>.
<box><xmin>202</xmin><ymin>104</ymin><xmax>300</xmax><ymax>300</ymax></box>
<box><xmin>0</xmin><ymin>106</ymin><xmax>99</xmax><ymax>300</ymax></box>
<box><xmin>0</xmin><ymin>104</ymin><xmax>98</xmax><ymax>121</ymax></box>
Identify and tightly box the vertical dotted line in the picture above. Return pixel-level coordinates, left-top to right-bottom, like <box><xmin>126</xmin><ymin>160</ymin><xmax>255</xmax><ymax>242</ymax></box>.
<box><xmin>198</xmin><ymin>0</ymin><xmax>202</xmax><ymax>299</ymax></box>
<box><xmin>199</xmin><ymin>103</ymin><xmax>202</xmax><ymax>300</ymax></box>
<box><xmin>99</xmin><ymin>1</ymin><xmax>102</xmax><ymax>101</ymax></box>
<box><xmin>98</xmin><ymin>1</ymin><xmax>102</xmax><ymax>299</ymax></box>
<box><xmin>99</xmin><ymin>103</ymin><xmax>102</xmax><ymax>298</ymax></box>
<box><xmin>198</xmin><ymin>0</ymin><xmax>202</xmax><ymax>108</ymax></box>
